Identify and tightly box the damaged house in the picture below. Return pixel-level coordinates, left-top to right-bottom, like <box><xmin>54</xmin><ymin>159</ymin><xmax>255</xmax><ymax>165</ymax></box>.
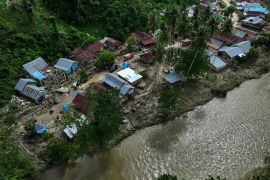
<box><xmin>15</xmin><ymin>78</ymin><xmax>46</xmax><ymax>103</ymax></box>
<box><xmin>22</xmin><ymin>57</ymin><xmax>48</xmax><ymax>81</ymax></box>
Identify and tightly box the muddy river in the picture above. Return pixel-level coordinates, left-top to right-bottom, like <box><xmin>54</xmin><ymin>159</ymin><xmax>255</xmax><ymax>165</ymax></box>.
<box><xmin>39</xmin><ymin>72</ymin><xmax>270</xmax><ymax>180</ymax></box>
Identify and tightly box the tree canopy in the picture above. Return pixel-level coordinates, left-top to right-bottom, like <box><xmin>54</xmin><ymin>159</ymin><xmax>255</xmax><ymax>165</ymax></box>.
<box><xmin>95</xmin><ymin>50</ymin><xmax>116</xmax><ymax>69</ymax></box>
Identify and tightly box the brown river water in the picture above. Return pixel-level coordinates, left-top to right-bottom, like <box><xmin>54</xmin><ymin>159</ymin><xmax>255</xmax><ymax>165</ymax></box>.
<box><xmin>39</xmin><ymin>72</ymin><xmax>270</xmax><ymax>180</ymax></box>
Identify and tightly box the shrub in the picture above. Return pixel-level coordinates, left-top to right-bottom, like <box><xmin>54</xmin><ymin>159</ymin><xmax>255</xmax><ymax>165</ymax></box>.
<box><xmin>24</xmin><ymin>120</ymin><xmax>36</xmax><ymax>138</ymax></box>
<box><xmin>42</xmin><ymin>137</ymin><xmax>70</xmax><ymax>164</ymax></box>
<box><xmin>95</xmin><ymin>50</ymin><xmax>116</xmax><ymax>69</ymax></box>
<box><xmin>2</xmin><ymin>113</ymin><xmax>17</xmax><ymax>126</ymax></box>
<box><xmin>140</xmin><ymin>70</ymin><xmax>149</xmax><ymax>79</ymax></box>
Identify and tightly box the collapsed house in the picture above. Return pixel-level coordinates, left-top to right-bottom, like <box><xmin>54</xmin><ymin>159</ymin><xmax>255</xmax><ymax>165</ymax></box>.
<box><xmin>54</xmin><ymin>58</ymin><xmax>78</xmax><ymax>74</ymax></box>
<box><xmin>100</xmin><ymin>37</ymin><xmax>121</xmax><ymax>51</ymax></box>
<box><xmin>101</xmin><ymin>73</ymin><xmax>135</xmax><ymax>96</ymax></box>
<box><xmin>117</xmin><ymin>67</ymin><xmax>143</xmax><ymax>85</ymax></box>
<box><xmin>241</xmin><ymin>16</ymin><xmax>266</xmax><ymax>30</ymax></box>
<box><xmin>22</xmin><ymin>57</ymin><xmax>48</xmax><ymax>81</ymax></box>
<box><xmin>15</xmin><ymin>78</ymin><xmax>46</xmax><ymax>103</ymax></box>
<box><xmin>132</xmin><ymin>32</ymin><xmax>156</xmax><ymax>46</ymax></box>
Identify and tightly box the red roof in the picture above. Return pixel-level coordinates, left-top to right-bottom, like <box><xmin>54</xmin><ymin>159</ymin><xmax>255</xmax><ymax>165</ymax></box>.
<box><xmin>132</xmin><ymin>32</ymin><xmax>156</xmax><ymax>46</ymax></box>
<box><xmin>85</xmin><ymin>42</ymin><xmax>104</xmax><ymax>55</ymax></box>
<box><xmin>71</xmin><ymin>42</ymin><xmax>104</xmax><ymax>63</ymax></box>
<box><xmin>72</xmin><ymin>92</ymin><xmax>89</xmax><ymax>114</ymax></box>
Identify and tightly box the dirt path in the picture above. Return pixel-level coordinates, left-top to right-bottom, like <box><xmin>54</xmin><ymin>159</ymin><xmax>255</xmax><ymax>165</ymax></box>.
<box><xmin>223</xmin><ymin>0</ymin><xmax>239</xmax><ymax>27</ymax></box>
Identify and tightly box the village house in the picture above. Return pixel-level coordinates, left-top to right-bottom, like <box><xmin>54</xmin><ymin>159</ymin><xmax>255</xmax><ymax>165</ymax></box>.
<box><xmin>22</xmin><ymin>57</ymin><xmax>48</xmax><ymax>81</ymax></box>
<box><xmin>208</xmin><ymin>38</ymin><xmax>224</xmax><ymax>52</ymax></box>
<box><xmin>236</xmin><ymin>2</ymin><xmax>261</xmax><ymax>11</ymax></box>
<box><xmin>132</xmin><ymin>32</ymin><xmax>156</xmax><ymax>46</ymax></box>
<box><xmin>241</xmin><ymin>16</ymin><xmax>266</xmax><ymax>30</ymax></box>
<box><xmin>117</xmin><ymin>67</ymin><xmax>143</xmax><ymax>85</ymax></box>
<box><xmin>218</xmin><ymin>40</ymin><xmax>251</xmax><ymax>60</ymax></box>
<box><xmin>72</xmin><ymin>92</ymin><xmax>89</xmax><ymax>115</ymax></box>
<box><xmin>232</xmin><ymin>40</ymin><xmax>251</xmax><ymax>53</ymax></box>
<box><xmin>219</xmin><ymin>46</ymin><xmax>245</xmax><ymax>60</ymax></box>
<box><xmin>163</xmin><ymin>72</ymin><xmax>184</xmax><ymax>85</ymax></box>
<box><xmin>233</xmin><ymin>29</ymin><xmax>248</xmax><ymax>39</ymax></box>
<box><xmin>101</xmin><ymin>73</ymin><xmax>135</xmax><ymax>96</ymax></box>
<box><xmin>54</xmin><ymin>58</ymin><xmax>78</xmax><ymax>75</ymax></box>
<box><xmin>70</xmin><ymin>41</ymin><xmax>104</xmax><ymax>64</ymax></box>
<box><xmin>100</xmin><ymin>37</ymin><xmax>121</xmax><ymax>51</ymax></box>
<box><xmin>15</xmin><ymin>78</ymin><xmax>46</xmax><ymax>103</ymax></box>
<box><xmin>208</xmin><ymin>53</ymin><xmax>227</xmax><ymax>71</ymax></box>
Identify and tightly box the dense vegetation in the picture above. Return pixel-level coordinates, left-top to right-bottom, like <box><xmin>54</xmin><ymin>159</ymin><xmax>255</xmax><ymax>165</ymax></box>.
<box><xmin>0</xmin><ymin>127</ymin><xmax>35</xmax><ymax>179</ymax></box>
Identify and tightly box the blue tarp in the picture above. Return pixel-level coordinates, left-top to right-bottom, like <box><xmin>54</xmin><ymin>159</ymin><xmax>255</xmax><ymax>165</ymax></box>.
<box><xmin>32</xmin><ymin>71</ymin><xmax>45</xmax><ymax>80</ymax></box>
<box><xmin>63</xmin><ymin>103</ymin><xmax>69</xmax><ymax>112</ymax></box>
<box><xmin>121</xmin><ymin>62</ymin><xmax>128</xmax><ymax>69</ymax></box>
<box><xmin>37</xmin><ymin>127</ymin><xmax>47</xmax><ymax>134</ymax></box>
<box><xmin>35</xmin><ymin>122</ymin><xmax>47</xmax><ymax>134</ymax></box>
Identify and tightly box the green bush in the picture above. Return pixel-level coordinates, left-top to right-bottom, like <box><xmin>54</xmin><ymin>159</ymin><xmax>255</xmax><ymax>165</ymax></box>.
<box><xmin>42</xmin><ymin>137</ymin><xmax>70</xmax><ymax>164</ymax></box>
<box><xmin>140</xmin><ymin>70</ymin><xmax>149</xmax><ymax>79</ymax></box>
<box><xmin>24</xmin><ymin>120</ymin><xmax>36</xmax><ymax>138</ymax></box>
<box><xmin>95</xmin><ymin>50</ymin><xmax>116</xmax><ymax>69</ymax></box>
<box><xmin>1</xmin><ymin>113</ymin><xmax>17</xmax><ymax>126</ymax></box>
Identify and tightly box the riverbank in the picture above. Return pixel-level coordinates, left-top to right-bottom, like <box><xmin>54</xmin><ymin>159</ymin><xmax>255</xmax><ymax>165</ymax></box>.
<box><xmin>35</xmin><ymin>48</ymin><xmax>270</xmax><ymax>179</ymax></box>
<box><xmin>39</xmin><ymin>52</ymin><xmax>270</xmax><ymax>180</ymax></box>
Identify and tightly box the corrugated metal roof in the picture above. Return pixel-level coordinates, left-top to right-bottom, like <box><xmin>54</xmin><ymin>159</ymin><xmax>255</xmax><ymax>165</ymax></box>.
<box><xmin>164</xmin><ymin>73</ymin><xmax>184</xmax><ymax>84</ymax></box>
<box><xmin>102</xmin><ymin>73</ymin><xmax>134</xmax><ymax>95</ymax></box>
<box><xmin>22</xmin><ymin>57</ymin><xmax>48</xmax><ymax>75</ymax></box>
<box><xmin>219</xmin><ymin>46</ymin><xmax>244</xmax><ymax>58</ymax></box>
<box><xmin>15</xmin><ymin>78</ymin><xmax>36</xmax><ymax>92</ymax></box>
<box><xmin>102</xmin><ymin>73</ymin><xmax>125</xmax><ymax>89</ymax></box>
<box><xmin>209</xmin><ymin>55</ymin><xmax>227</xmax><ymax>70</ymax></box>
<box><xmin>22</xmin><ymin>85</ymin><xmax>46</xmax><ymax>101</ymax></box>
<box><xmin>232</xmin><ymin>40</ymin><xmax>251</xmax><ymax>53</ymax></box>
<box><xmin>54</xmin><ymin>58</ymin><xmax>77</xmax><ymax>72</ymax></box>
<box><xmin>242</xmin><ymin>16</ymin><xmax>265</xmax><ymax>24</ymax></box>
<box><xmin>233</xmin><ymin>29</ymin><xmax>247</xmax><ymax>38</ymax></box>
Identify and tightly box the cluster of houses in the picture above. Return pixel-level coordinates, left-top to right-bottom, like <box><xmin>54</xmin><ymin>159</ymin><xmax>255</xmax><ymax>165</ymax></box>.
<box><xmin>15</xmin><ymin>57</ymin><xmax>79</xmax><ymax>102</ymax></box>
<box><xmin>197</xmin><ymin>0</ymin><xmax>269</xmax><ymax>71</ymax></box>
<box><xmin>13</xmin><ymin>0</ymin><xmax>269</xmax><ymax>139</ymax></box>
